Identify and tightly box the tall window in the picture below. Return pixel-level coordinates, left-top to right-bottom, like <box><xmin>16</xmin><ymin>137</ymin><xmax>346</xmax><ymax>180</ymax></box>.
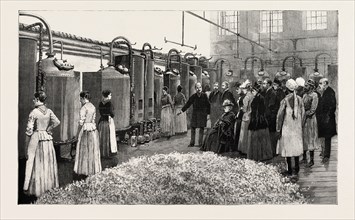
<box><xmin>260</xmin><ymin>11</ymin><xmax>283</xmax><ymax>33</ymax></box>
<box><xmin>306</xmin><ymin>11</ymin><xmax>327</xmax><ymax>30</ymax></box>
<box><xmin>218</xmin><ymin>11</ymin><xmax>240</xmax><ymax>35</ymax></box>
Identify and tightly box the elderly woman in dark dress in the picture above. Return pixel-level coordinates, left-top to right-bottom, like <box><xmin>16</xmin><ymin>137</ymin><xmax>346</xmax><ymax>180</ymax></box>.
<box><xmin>201</xmin><ymin>99</ymin><xmax>236</xmax><ymax>154</ymax></box>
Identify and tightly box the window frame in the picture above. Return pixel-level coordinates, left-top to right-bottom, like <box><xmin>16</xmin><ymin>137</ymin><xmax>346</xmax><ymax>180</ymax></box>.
<box><xmin>259</xmin><ymin>10</ymin><xmax>283</xmax><ymax>34</ymax></box>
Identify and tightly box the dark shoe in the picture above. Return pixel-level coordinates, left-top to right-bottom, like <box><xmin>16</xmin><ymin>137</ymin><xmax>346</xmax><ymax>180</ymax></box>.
<box><xmin>319</xmin><ymin>152</ymin><xmax>323</xmax><ymax>157</ymax></box>
<box><xmin>321</xmin><ymin>157</ymin><xmax>329</xmax><ymax>163</ymax></box>
<box><xmin>167</xmin><ymin>136</ymin><xmax>171</xmax><ymax>140</ymax></box>
<box><xmin>188</xmin><ymin>144</ymin><xmax>194</xmax><ymax>147</ymax></box>
<box><xmin>306</xmin><ymin>160</ymin><xmax>314</xmax><ymax>168</ymax></box>
<box><xmin>293</xmin><ymin>167</ymin><xmax>300</xmax><ymax>175</ymax></box>
<box><xmin>281</xmin><ymin>170</ymin><xmax>292</xmax><ymax>177</ymax></box>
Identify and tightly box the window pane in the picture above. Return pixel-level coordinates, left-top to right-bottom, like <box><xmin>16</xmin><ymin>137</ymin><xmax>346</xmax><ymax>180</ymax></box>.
<box><xmin>322</xmin><ymin>11</ymin><xmax>327</xmax><ymax>16</ymax></box>
<box><xmin>307</xmin><ymin>11</ymin><xmax>311</xmax><ymax>17</ymax></box>
<box><xmin>317</xmin><ymin>17</ymin><xmax>322</xmax><ymax>24</ymax></box>
<box><xmin>317</xmin><ymin>11</ymin><xmax>322</xmax><ymax>16</ymax></box>
<box><xmin>322</xmin><ymin>17</ymin><xmax>327</xmax><ymax>23</ymax></box>
<box><xmin>273</xmin><ymin>13</ymin><xmax>278</xmax><ymax>19</ymax></box>
<box><xmin>307</xmin><ymin>17</ymin><xmax>311</xmax><ymax>24</ymax></box>
<box><xmin>311</xmin><ymin>17</ymin><xmax>316</xmax><ymax>23</ymax></box>
<box><xmin>311</xmin><ymin>11</ymin><xmax>316</xmax><ymax>16</ymax></box>
<box><xmin>311</xmin><ymin>23</ymin><xmax>316</xmax><ymax>30</ymax></box>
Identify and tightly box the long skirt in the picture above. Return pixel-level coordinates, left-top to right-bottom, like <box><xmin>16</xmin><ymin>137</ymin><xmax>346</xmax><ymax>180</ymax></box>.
<box><xmin>247</xmin><ymin>128</ymin><xmax>273</xmax><ymax>161</ymax></box>
<box><xmin>74</xmin><ymin>129</ymin><xmax>102</xmax><ymax>176</ymax></box>
<box><xmin>233</xmin><ymin>119</ymin><xmax>242</xmax><ymax>151</ymax></box>
<box><xmin>98</xmin><ymin>120</ymin><xmax>111</xmax><ymax>158</ymax></box>
<box><xmin>161</xmin><ymin>106</ymin><xmax>175</xmax><ymax>137</ymax></box>
<box><xmin>201</xmin><ymin>129</ymin><xmax>219</xmax><ymax>153</ymax></box>
<box><xmin>174</xmin><ymin>106</ymin><xmax>187</xmax><ymax>134</ymax></box>
<box><xmin>238</xmin><ymin>120</ymin><xmax>250</xmax><ymax>154</ymax></box>
<box><xmin>303</xmin><ymin>116</ymin><xmax>320</xmax><ymax>151</ymax></box>
<box><xmin>25</xmin><ymin>140</ymin><xmax>59</xmax><ymax>197</ymax></box>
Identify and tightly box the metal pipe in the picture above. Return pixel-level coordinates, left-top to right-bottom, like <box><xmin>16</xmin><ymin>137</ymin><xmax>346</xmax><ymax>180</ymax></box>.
<box><xmin>213</xmin><ymin>58</ymin><xmax>231</xmax><ymax>70</ymax></box>
<box><xmin>53</xmin><ymin>40</ymin><xmax>63</xmax><ymax>60</ymax></box>
<box><xmin>182</xmin><ymin>11</ymin><xmax>185</xmax><ymax>46</ymax></box>
<box><xmin>164</xmin><ymin>37</ymin><xmax>197</xmax><ymax>50</ymax></box>
<box><xmin>198</xmin><ymin>56</ymin><xmax>213</xmax><ymax>68</ymax></box>
<box><xmin>269</xmin><ymin>11</ymin><xmax>272</xmax><ymax>50</ymax></box>
<box><xmin>142</xmin><ymin>42</ymin><xmax>154</xmax><ymax>59</ymax></box>
<box><xmin>167</xmin><ymin>49</ymin><xmax>180</xmax><ymax>70</ymax></box>
<box><xmin>282</xmin><ymin>55</ymin><xmax>303</xmax><ymax>71</ymax></box>
<box><xmin>91</xmin><ymin>45</ymin><xmax>104</xmax><ymax>70</ymax></box>
<box><xmin>244</xmin><ymin>56</ymin><xmax>264</xmax><ymax>71</ymax></box>
<box><xmin>314</xmin><ymin>52</ymin><xmax>332</xmax><ymax>71</ymax></box>
<box><xmin>19</xmin><ymin>11</ymin><xmax>55</xmax><ymax>56</ymax></box>
<box><xmin>152</xmin><ymin>46</ymin><xmax>163</xmax><ymax>51</ymax></box>
<box><xmin>108</xmin><ymin>36</ymin><xmax>132</xmax><ymax>68</ymax></box>
<box><xmin>185</xmin><ymin>11</ymin><xmax>277</xmax><ymax>53</ymax></box>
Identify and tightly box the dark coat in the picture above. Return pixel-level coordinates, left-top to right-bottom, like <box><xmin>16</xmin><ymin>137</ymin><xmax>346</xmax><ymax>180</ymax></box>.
<box><xmin>275</xmin><ymin>88</ymin><xmax>286</xmax><ymax>107</ymax></box>
<box><xmin>98</xmin><ymin>100</ymin><xmax>114</xmax><ymax>122</ymax></box>
<box><xmin>264</xmin><ymin>88</ymin><xmax>278</xmax><ymax>132</ymax></box>
<box><xmin>248</xmin><ymin>93</ymin><xmax>269</xmax><ymax>131</ymax></box>
<box><xmin>209</xmin><ymin>90</ymin><xmax>223</xmax><ymax>126</ymax></box>
<box><xmin>182</xmin><ymin>92</ymin><xmax>211</xmax><ymax>128</ymax></box>
<box><xmin>316</xmin><ymin>87</ymin><xmax>337</xmax><ymax>138</ymax></box>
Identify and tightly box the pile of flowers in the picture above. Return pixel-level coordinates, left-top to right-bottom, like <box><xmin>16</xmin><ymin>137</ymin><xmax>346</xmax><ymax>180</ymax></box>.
<box><xmin>36</xmin><ymin>152</ymin><xmax>308</xmax><ymax>204</ymax></box>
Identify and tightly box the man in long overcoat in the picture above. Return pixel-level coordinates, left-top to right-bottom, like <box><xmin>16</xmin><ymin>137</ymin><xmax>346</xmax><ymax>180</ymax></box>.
<box><xmin>316</xmin><ymin>78</ymin><xmax>337</xmax><ymax>163</ymax></box>
<box><xmin>179</xmin><ymin>82</ymin><xmax>211</xmax><ymax>147</ymax></box>
<box><xmin>262</xmin><ymin>78</ymin><xmax>278</xmax><ymax>156</ymax></box>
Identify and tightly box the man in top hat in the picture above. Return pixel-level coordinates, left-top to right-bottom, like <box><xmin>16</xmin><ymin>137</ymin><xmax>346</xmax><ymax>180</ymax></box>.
<box><xmin>178</xmin><ymin>82</ymin><xmax>210</xmax><ymax>148</ymax></box>
<box><xmin>301</xmin><ymin>79</ymin><xmax>320</xmax><ymax>167</ymax></box>
<box><xmin>316</xmin><ymin>78</ymin><xmax>337</xmax><ymax>164</ymax></box>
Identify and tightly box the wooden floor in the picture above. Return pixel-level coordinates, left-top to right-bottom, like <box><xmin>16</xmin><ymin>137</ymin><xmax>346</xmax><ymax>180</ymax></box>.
<box><xmin>297</xmin><ymin>136</ymin><xmax>338</xmax><ymax>204</ymax></box>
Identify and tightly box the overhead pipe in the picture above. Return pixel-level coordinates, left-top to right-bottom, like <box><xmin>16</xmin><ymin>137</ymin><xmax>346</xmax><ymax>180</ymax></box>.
<box><xmin>19</xmin><ymin>11</ymin><xmax>55</xmax><ymax>57</ymax></box>
<box><xmin>314</xmin><ymin>52</ymin><xmax>332</xmax><ymax>72</ymax></box>
<box><xmin>164</xmin><ymin>11</ymin><xmax>197</xmax><ymax>50</ymax></box>
<box><xmin>185</xmin><ymin>11</ymin><xmax>277</xmax><ymax>53</ymax></box>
